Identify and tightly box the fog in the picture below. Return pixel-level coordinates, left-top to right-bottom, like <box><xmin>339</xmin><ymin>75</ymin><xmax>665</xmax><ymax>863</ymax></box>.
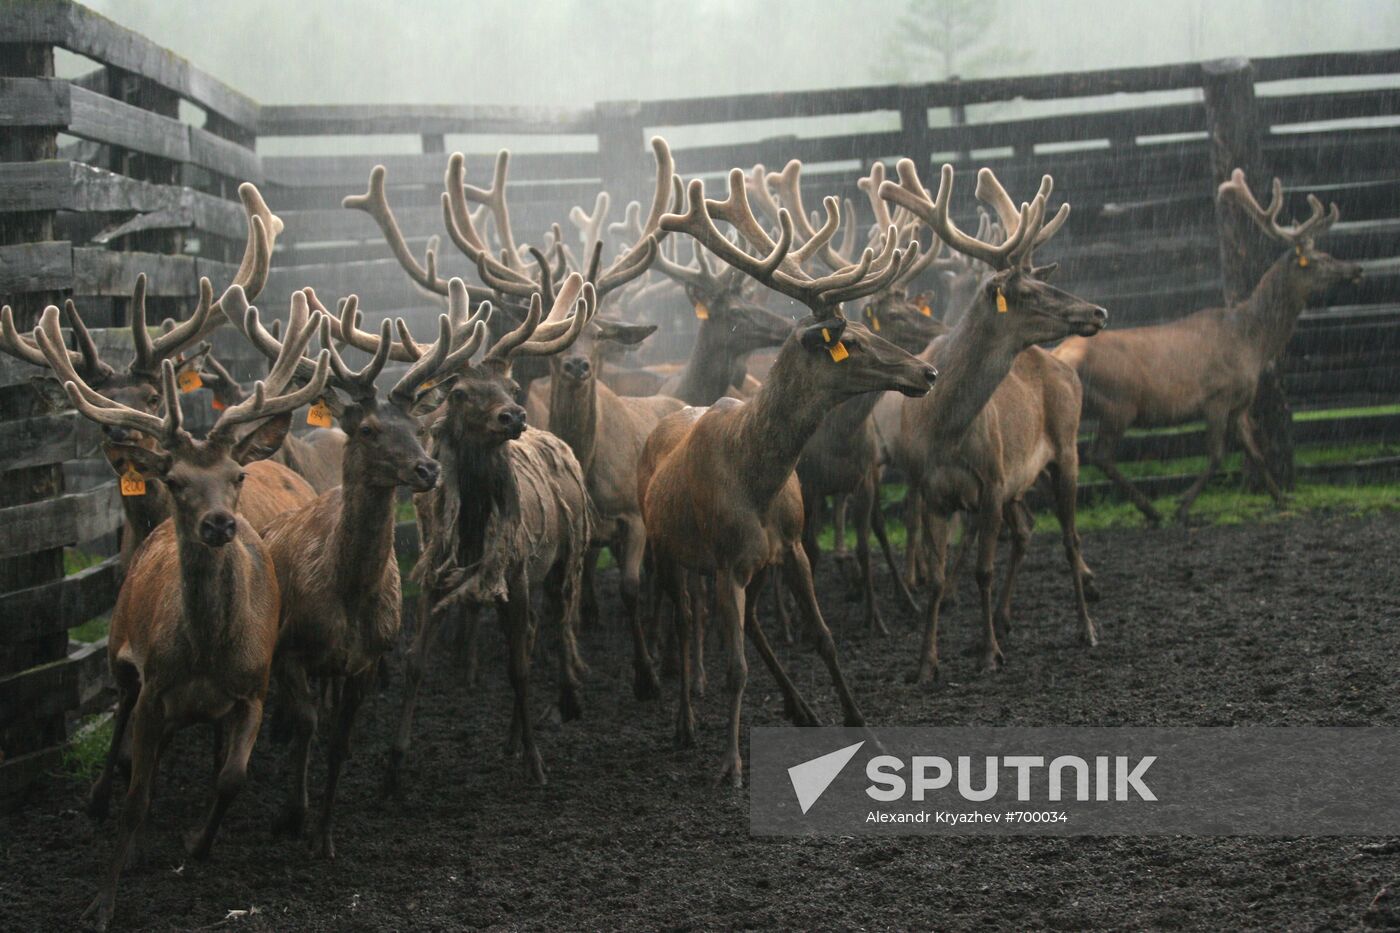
<box><xmin>82</xmin><ymin>0</ymin><xmax>1400</xmax><ymax>108</ymax></box>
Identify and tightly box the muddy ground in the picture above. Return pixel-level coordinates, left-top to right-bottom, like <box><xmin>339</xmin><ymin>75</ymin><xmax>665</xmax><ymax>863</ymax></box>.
<box><xmin>4</xmin><ymin>511</ymin><xmax>1400</xmax><ymax>931</ymax></box>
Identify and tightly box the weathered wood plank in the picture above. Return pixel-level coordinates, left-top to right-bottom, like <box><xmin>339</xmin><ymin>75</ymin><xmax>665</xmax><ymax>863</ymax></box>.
<box><xmin>0</xmin><ymin>557</ymin><xmax>120</xmax><ymax>646</ymax></box>
<box><xmin>0</xmin><ymin>241</ymin><xmax>71</xmax><ymax>295</ymax></box>
<box><xmin>257</xmin><ymin>103</ymin><xmax>596</xmax><ymax>137</ymax></box>
<box><xmin>0</xmin><ymin>411</ymin><xmax>100</xmax><ymax>472</ymax></box>
<box><xmin>0</xmin><ymin>483</ymin><xmax>123</xmax><ymax>560</ymax></box>
<box><xmin>262</xmin><ymin>150</ymin><xmax>599</xmax><ymax>189</ymax></box>
<box><xmin>0</xmin><ymin>744</ymin><xmax>62</xmax><ymax>802</ymax></box>
<box><xmin>0</xmin><ymin>652</ymin><xmax>79</xmax><ymax>727</ymax></box>
<box><xmin>66</xmin><ymin>80</ymin><xmax>190</xmax><ymax>163</ymax></box>
<box><xmin>0</xmin><ymin>0</ymin><xmax>259</xmax><ymax>130</ymax></box>
<box><xmin>71</xmin><ymin>248</ymin><xmax>196</xmax><ymax>297</ymax></box>
<box><xmin>0</xmin><ymin>75</ymin><xmax>69</xmax><ymax>128</ymax></box>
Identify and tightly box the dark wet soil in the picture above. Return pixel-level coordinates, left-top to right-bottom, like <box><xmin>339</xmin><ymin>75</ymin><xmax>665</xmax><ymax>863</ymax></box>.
<box><xmin>4</xmin><ymin>511</ymin><xmax>1400</xmax><ymax>931</ymax></box>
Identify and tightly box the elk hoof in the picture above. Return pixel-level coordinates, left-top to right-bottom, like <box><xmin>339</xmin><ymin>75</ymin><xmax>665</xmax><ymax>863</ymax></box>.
<box><xmin>1081</xmin><ymin>626</ymin><xmax>1100</xmax><ymax>649</ymax></box>
<box><xmin>314</xmin><ymin>831</ymin><xmax>336</xmax><ymax>861</ymax></box>
<box><xmin>674</xmin><ymin>716</ymin><xmax>697</xmax><ymax>750</ymax></box>
<box><xmin>81</xmin><ymin>892</ymin><xmax>115</xmax><ymax>932</ymax></box>
<box><xmin>183</xmin><ymin>828</ymin><xmax>213</xmax><ymax>860</ymax></box>
<box><xmin>783</xmin><ymin>696</ymin><xmax>821</xmax><ymax>727</ymax></box>
<box><xmin>979</xmin><ymin>647</ymin><xmax>1006</xmax><ymax>673</ymax></box>
<box><xmin>907</xmin><ymin>664</ymin><xmax>942</xmax><ymax>689</ymax></box>
<box><xmin>868</xmin><ymin>611</ymin><xmax>890</xmax><ymax>637</ymax></box>
<box><xmin>525</xmin><ymin>751</ymin><xmax>547</xmax><ymax>786</ymax></box>
<box><xmin>558</xmin><ymin>687</ymin><xmax>584</xmax><ymax>723</ymax></box>
<box><xmin>714</xmin><ymin>753</ymin><xmax>744</xmax><ymax>790</ymax></box>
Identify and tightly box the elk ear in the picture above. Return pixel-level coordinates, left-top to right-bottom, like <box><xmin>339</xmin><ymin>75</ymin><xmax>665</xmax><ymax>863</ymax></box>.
<box><xmin>594</xmin><ymin>319</ymin><xmax>657</xmax><ymax>346</ymax></box>
<box><xmin>798</xmin><ymin>317</ymin><xmax>846</xmax><ymax>351</ymax></box>
<box><xmin>232</xmin><ymin>412</ymin><xmax>292</xmax><ymax>464</ymax></box>
<box><xmin>1029</xmin><ymin>262</ymin><xmax>1059</xmax><ymax>281</ymax></box>
<box><xmin>104</xmin><ymin>442</ymin><xmax>172</xmax><ymax>479</ymax></box>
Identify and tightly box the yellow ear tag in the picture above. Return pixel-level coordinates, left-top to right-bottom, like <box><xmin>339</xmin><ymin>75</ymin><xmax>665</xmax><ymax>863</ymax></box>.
<box><xmin>1296</xmin><ymin>248</ymin><xmax>1308</xmax><ymax>268</ymax></box>
<box><xmin>827</xmin><ymin>340</ymin><xmax>849</xmax><ymax>362</ymax></box>
<box><xmin>177</xmin><ymin>370</ymin><xmax>202</xmax><ymax>393</ymax></box>
<box><xmin>870</xmin><ymin>313</ymin><xmax>881</xmax><ymax>332</ymax></box>
<box><xmin>821</xmin><ymin>327</ymin><xmax>830</xmax><ymax>343</ymax></box>
<box><xmin>307</xmin><ymin>398</ymin><xmax>333</xmax><ymax>427</ymax></box>
<box><xmin>694</xmin><ymin>301</ymin><xmax>709</xmax><ymax>321</ymax></box>
<box><xmin>919</xmin><ymin>303</ymin><xmax>933</xmax><ymax>317</ymax></box>
<box><xmin>119</xmin><ymin>463</ymin><xmax>146</xmax><ymax>497</ymax></box>
<box><xmin>996</xmin><ymin>289</ymin><xmax>1008</xmax><ymax>313</ymax></box>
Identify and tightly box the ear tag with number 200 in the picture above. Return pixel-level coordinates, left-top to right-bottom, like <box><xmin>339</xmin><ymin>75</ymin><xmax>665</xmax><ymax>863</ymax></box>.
<box><xmin>307</xmin><ymin>398</ymin><xmax>333</xmax><ymax>427</ymax></box>
<box><xmin>120</xmin><ymin>463</ymin><xmax>146</xmax><ymax>497</ymax></box>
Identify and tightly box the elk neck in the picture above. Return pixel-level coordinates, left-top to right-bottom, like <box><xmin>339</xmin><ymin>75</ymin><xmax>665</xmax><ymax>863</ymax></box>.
<box><xmin>732</xmin><ymin>340</ymin><xmax>843</xmax><ymax>507</ymax></box>
<box><xmin>673</xmin><ymin>315</ymin><xmax>741</xmax><ymax>406</ymax></box>
<box><xmin>173</xmin><ymin>515</ymin><xmax>251</xmax><ymax>666</ymax></box>
<box><xmin>447</xmin><ymin>434</ymin><xmax>520</xmax><ymax>569</ymax></box>
<box><xmin>547</xmin><ymin>367</ymin><xmax>599</xmax><ymax>473</ymax></box>
<box><xmin>330</xmin><ymin>449</ymin><xmax>399</xmax><ymax>601</ymax></box>
<box><xmin>1227</xmin><ymin>252</ymin><xmax>1311</xmax><ymax>364</ymax></box>
<box><xmin>924</xmin><ymin>296</ymin><xmax>1025</xmax><ymax>444</ymax></box>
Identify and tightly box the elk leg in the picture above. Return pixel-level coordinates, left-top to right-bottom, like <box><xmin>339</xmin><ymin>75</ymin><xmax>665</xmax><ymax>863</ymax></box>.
<box><xmin>1090</xmin><ymin>427</ymin><xmax>1162</xmax><ymax>525</ymax></box>
<box><xmin>771</xmin><ymin>567</ymin><xmax>795</xmax><ymax>646</ymax></box>
<box><xmin>1049</xmin><ymin>461</ymin><xmax>1098</xmax><ymax>647</ymax></box>
<box><xmin>974</xmin><ymin>499</ymin><xmax>1006</xmax><ymax>673</ymax></box>
<box><xmin>543</xmin><ymin>563</ymin><xmax>583</xmax><ymax>722</ymax></box>
<box><xmin>903</xmin><ymin>485</ymin><xmax>925</xmax><ymax>588</ymax></box>
<box><xmin>714</xmin><ymin>567</ymin><xmax>749</xmax><ymax>788</ymax></box>
<box><xmin>384</xmin><ymin>594</ymin><xmax>443</xmax><ymax>800</ymax></box>
<box><xmin>314</xmin><ymin>674</ymin><xmax>366</xmax><ymax>860</ymax></box>
<box><xmin>1175</xmin><ymin>414</ymin><xmax>1227</xmax><ymax>523</ymax></box>
<box><xmin>579</xmin><ymin>546</ymin><xmax>601</xmax><ymax>631</ymax></box>
<box><xmin>82</xmin><ymin>691</ymin><xmax>163</xmax><ymax>933</ymax></box>
<box><xmin>909</xmin><ymin>513</ymin><xmax>949</xmax><ymax>686</ymax></box>
<box><xmin>88</xmin><ymin>662</ymin><xmax>139</xmax><ymax>819</ymax></box>
<box><xmin>870</xmin><ymin>479</ymin><xmax>919</xmax><ymax>618</ymax></box>
<box><xmin>744</xmin><ymin>569</ymin><xmax>820</xmax><ymax>726</ymax></box>
<box><xmin>273</xmin><ymin>660</ymin><xmax>316</xmax><ymax>835</ymax></box>
<box><xmin>461</xmin><ymin>603</ymin><xmax>482</xmax><ymax>690</ymax></box>
<box><xmin>691</xmin><ymin>575</ymin><xmax>708</xmax><ymax>696</ymax></box>
<box><xmin>945</xmin><ymin>513</ymin><xmax>975</xmax><ymax>609</ymax></box>
<box><xmin>852</xmin><ymin>474</ymin><xmax>888</xmax><ymax>635</ymax></box>
<box><xmin>500</xmin><ymin>587</ymin><xmax>545</xmax><ymax>784</ymax></box>
<box><xmin>993</xmin><ymin>500</ymin><xmax>1033</xmax><ymax>640</ymax></box>
<box><xmin>186</xmin><ymin>696</ymin><xmax>263</xmax><ymax>859</ymax></box>
<box><xmin>1235</xmin><ymin>409</ymin><xmax>1288</xmax><ymax>506</ymax></box>
<box><xmin>781</xmin><ymin>545</ymin><xmax>865</xmax><ymax>727</ymax></box>
<box><xmin>658</xmin><ymin>559</ymin><xmax>696</xmax><ymax>749</ymax></box>
<box><xmin>620</xmin><ymin>516</ymin><xmax>661</xmax><ymax>701</ymax></box>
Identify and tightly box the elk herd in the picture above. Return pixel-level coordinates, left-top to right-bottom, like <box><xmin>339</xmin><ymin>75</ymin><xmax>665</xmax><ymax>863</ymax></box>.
<box><xmin>0</xmin><ymin>135</ymin><xmax>1361</xmax><ymax>929</ymax></box>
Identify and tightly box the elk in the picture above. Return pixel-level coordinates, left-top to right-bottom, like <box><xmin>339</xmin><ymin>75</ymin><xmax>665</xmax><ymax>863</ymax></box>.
<box><xmin>196</xmin><ymin>343</ymin><xmax>346</xmax><ymax>494</ymax></box>
<box><xmin>1054</xmin><ymin>170</ymin><xmax>1363</xmax><ymax>524</ymax></box>
<box><xmin>0</xmin><ymin>186</ymin><xmax>311</xmax><ymax>559</ymax></box>
<box><xmin>640</xmin><ymin>166</ymin><xmax>937</xmax><ymax>786</ymax></box>
<box><xmin>388</xmin><ymin>276</ymin><xmax>595</xmax><ymax>791</ymax></box>
<box><xmin>32</xmin><ymin>298</ymin><xmax>329</xmax><ymax>932</ymax></box>
<box><xmin>878</xmin><ymin>160</ymin><xmax>1107</xmax><ymax>685</ymax></box>
<box><xmin>220</xmin><ymin>288</ymin><xmax>443</xmax><ymax>858</ymax></box>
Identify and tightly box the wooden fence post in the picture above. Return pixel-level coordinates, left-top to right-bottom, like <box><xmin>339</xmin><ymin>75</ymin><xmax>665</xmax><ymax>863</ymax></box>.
<box><xmin>1201</xmin><ymin>56</ymin><xmax>1295</xmax><ymax>492</ymax></box>
<box><xmin>0</xmin><ymin>39</ymin><xmax>68</xmax><ymax>804</ymax></box>
<box><xmin>596</xmin><ymin>100</ymin><xmax>645</xmax><ymax>212</ymax></box>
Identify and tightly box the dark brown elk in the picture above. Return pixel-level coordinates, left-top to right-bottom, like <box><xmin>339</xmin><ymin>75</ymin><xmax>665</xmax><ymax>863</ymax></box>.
<box><xmin>639</xmin><ymin>167</ymin><xmax>937</xmax><ymax>786</ymax></box>
<box><xmin>389</xmin><ymin>276</ymin><xmax>595</xmax><ymax>791</ymax></box>
<box><xmin>32</xmin><ymin>299</ymin><xmax>330</xmax><ymax>932</ymax></box>
<box><xmin>0</xmin><ymin>186</ymin><xmax>312</xmax><ymax>561</ymax></box>
<box><xmin>879</xmin><ymin>160</ymin><xmax>1107</xmax><ymax>685</ymax></box>
<box><xmin>222</xmin><ymin>289</ymin><xmax>444</xmax><ymax>858</ymax></box>
<box><xmin>1054</xmin><ymin>169</ymin><xmax>1363</xmax><ymax>524</ymax></box>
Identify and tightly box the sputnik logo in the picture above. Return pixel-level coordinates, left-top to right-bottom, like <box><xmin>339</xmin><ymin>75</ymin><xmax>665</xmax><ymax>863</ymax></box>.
<box><xmin>787</xmin><ymin>741</ymin><xmax>865</xmax><ymax>814</ymax></box>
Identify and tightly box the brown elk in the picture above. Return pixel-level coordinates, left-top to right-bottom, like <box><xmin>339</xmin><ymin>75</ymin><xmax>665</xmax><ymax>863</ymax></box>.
<box><xmin>195</xmin><ymin>342</ymin><xmax>346</xmax><ymax>494</ymax></box>
<box><xmin>640</xmin><ymin>167</ymin><xmax>937</xmax><ymax>786</ymax></box>
<box><xmin>1054</xmin><ymin>169</ymin><xmax>1363</xmax><ymax>524</ymax></box>
<box><xmin>0</xmin><ymin>187</ymin><xmax>312</xmax><ymax>560</ymax></box>
<box><xmin>32</xmin><ymin>298</ymin><xmax>330</xmax><ymax>932</ymax></box>
<box><xmin>389</xmin><ymin>276</ymin><xmax>595</xmax><ymax>791</ymax></box>
<box><xmin>221</xmin><ymin>288</ymin><xmax>444</xmax><ymax>857</ymax></box>
<box><xmin>878</xmin><ymin>160</ymin><xmax>1107</xmax><ymax>685</ymax></box>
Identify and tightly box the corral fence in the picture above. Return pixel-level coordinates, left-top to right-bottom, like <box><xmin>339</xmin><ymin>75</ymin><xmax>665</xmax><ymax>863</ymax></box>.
<box><xmin>0</xmin><ymin>0</ymin><xmax>1397</xmax><ymax>804</ymax></box>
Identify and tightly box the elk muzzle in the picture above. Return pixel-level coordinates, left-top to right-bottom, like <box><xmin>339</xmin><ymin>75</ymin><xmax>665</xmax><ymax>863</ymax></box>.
<box><xmin>198</xmin><ymin>511</ymin><xmax>238</xmax><ymax>547</ymax></box>
<box><xmin>496</xmin><ymin>406</ymin><xmax>527</xmax><ymax>440</ymax></box>
<box><xmin>410</xmin><ymin>458</ymin><xmax>441</xmax><ymax>492</ymax></box>
<box><xmin>560</xmin><ymin>356</ymin><xmax>592</xmax><ymax>382</ymax></box>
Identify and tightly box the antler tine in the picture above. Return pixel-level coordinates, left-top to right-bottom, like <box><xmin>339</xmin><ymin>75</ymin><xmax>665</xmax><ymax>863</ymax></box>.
<box><xmin>460</xmin><ymin>150</ymin><xmax>527</xmax><ymax>272</ymax></box>
<box><xmin>213</xmin><ymin>291</ymin><xmax>328</xmax><ymax>436</ymax></box>
<box><xmin>260</xmin><ymin>292</ymin><xmax>325</xmax><ymax>394</ymax></box>
<box><xmin>384</xmin><ymin>311</ymin><xmax>451</xmax><ymax>402</ymax></box>
<box><xmin>345</xmin><ymin>165</ymin><xmax>450</xmax><ymax>296</ymax></box>
<box><xmin>1</xmin><ymin>303</ymin><xmax>88</xmax><ymax>371</ymax></box>
<box><xmin>652</xmin><ymin>232</ymin><xmax>712</xmax><ymax>293</ymax></box>
<box><xmin>767</xmin><ymin>160</ymin><xmax>855</xmax><ymax>272</ymax></box>
<box><xmin>1295</xmin><ymin>193</ymin><xmax>1341</xmax><ymax>240</ymax></box>
<box><xmin>569</xmin><ymin>191</ymin><xmax>610</xmax><ymax>261</ymax></box>
<box><xmin>214</xmin><ymin>350</ymin><xmax>331</xmax><ymax>440</ymax></box>
<box><xmin>790</xmin><ymin>195</ymin><xmax>842</xmax><ymax>269</ymax></box>
<box><xmin>231</xmin><ymin>183</ymin><xmax>282</xmax><ymax>301</ymax></box>
<box><xmin>858</xmin><ymin>162</ymin><xmax>895</xmax><ymax>232</ymax></box>
<box><xmin>33</xmin><ymin>305</ymin><xmax>171</xmax><ymax>439</ymax></box>
<box><xmin>881</xmin><ymin>161</ymin><xmax>1032</xmax><ymax>270</ymax></box>
<box><xmin>608</xmin><ymin>199</ymin><xmax>645</xmax><ymax>246</ymax></box>
<box><xmin>483</xmin><ymin>286</ymin><xmax>543</xmax><ymax>364</ymax></box>
<box><xmin>512</xmin><ymin>282</ymin><xmax>597</xmax><ymax>357</ymax></box>
<box><xmin>973</xmin><ymin>168</ymin><xmax>1021</xmax><ymax>235</ymax></box>
<box><xmin>62</xmin><ymin>298</ymin><xmax>115</xmax><ymax>381</ymax></box>
<box><xmin>746</xmin><ymin>164</ymin><xmax>783</xmax><ymax>226</ymax></box>
<box><xmin>308</xmin><ymin>288</ymin><xmax>419</xmax><ymax>362</ymax></box>
<box><xmin>423</xmin><ymin>317</ymin><xmax>489</xmax><ymax>384</ymax></box>
<box><xmin>591</xmin><ymin>137</ymin><xmax>673</xmax><ymax>299</ymax></box>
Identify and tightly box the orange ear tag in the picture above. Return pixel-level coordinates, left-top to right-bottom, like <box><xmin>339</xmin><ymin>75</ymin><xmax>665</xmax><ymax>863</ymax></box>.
<box><xmin>827</xmin><ymin>341</ymin><xmax>849</xmax><ymax>362</ymax></box>
<box><xmin>307</xmin><ymin>398</ymin><xmax>333</xmax><ymax>427</ymax></box>
<box><xmin>996</xmin><ymin>289</ymin><xmax>1008</xmax><ymax>313</ymax></box>
<box><xmin>210</xmin><ymin>397</ymin><xmax>226</xmax><ymax>411</ymax></box>
<box><xmin>870</xmin><ymin>313</ymin><xmax>881</xmax><ymax>332</ymax></box>
<box><xmin>694</xmin><ymin>301</ymin><xmax>709</xmax><ymax>321</ymax></box>
<box><xmin>119</xmin><ymin>463</ymin><xmax>146</xmax><ymax>497</ymax></box>
<box><xmin>177</xmin><ymin>370</ymin><xmax>202</xmax><ymax>393</ymax></box>
<box><xmin>821</xmin><ymin>327</ymin><xmax>831</xmax><ymax>343</ymax></box>
<box><xmin>919</xmin><ymin>303</ymin><xmax>933</xmax><ymax>317</ymax></box>
<box><xmin>1296</xmin><ymin>248</ymin><xmax>1309</xmax><ymax>268</ymax></box>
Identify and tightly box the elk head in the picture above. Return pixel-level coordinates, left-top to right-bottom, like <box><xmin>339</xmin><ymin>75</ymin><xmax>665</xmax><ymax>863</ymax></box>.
<box><xmin>33</xmin><ymin>293</ymin><xmax>329</xmax><ymax>547</ymax></box>
<box><xmin>231</xmin><ymin>289</ymin><xmax>443</xmax><ymax>494</ymax></box>
<box><xmin>1218</xmin><ymin>168</ymin><xmax>1363</xmax><ymax>297</ymax></box>
<box><xmin>650</xmin><ymin>233</ymin><xmax>793</xmax><ymax>358</ymax></box>
<box><xmin>881</xmin><ymin>161</ymin><xmax>1108</xmax><ymax>349</ymax></box>
<box><xmin>662</xmin><ymin>163</ymin><xmax>937</xmax><ymax>401</ymax></box>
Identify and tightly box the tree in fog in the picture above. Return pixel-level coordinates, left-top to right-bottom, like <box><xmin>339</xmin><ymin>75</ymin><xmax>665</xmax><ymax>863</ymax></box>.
<box><xmin>875</xmin><ymin>0</ymin><xmax>1010</xmax><ymax>82</ymax></box>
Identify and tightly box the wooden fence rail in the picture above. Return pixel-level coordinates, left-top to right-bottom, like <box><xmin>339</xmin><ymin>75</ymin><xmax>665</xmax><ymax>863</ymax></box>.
<box><xmin>0</xmin><ymin>0</ymin><xmax>1397</xmax><ymax>806</ymax></box>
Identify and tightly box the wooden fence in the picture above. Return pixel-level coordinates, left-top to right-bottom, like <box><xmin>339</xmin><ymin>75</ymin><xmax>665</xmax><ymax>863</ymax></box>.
<box><xmin>0</xmin><ymin>0</ymin><xmax>1397</xmax><ymax>803</ymax></box>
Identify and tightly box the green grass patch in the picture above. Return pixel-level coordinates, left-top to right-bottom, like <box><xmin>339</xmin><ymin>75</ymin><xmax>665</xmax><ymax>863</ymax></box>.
<box><xmin>64</xmin><ymin>548</ymin><xmax>104</xmax><ymax>576</ymax></box>
<box><xmin>1079</xmin><ymin>440</ymin><xmax>1400</xmax><ymax>483</ymax></box>
<box><xmin>396</xmin><ymin>500</ymin><xmax>418</xmax><ymax>523</ymax></box>
<box><xmin>69</xmin><ymin>616</ymin><xmax>109</xmax><ymax>644</ymax></box>
<box><xmin>63</xmin><ymin>714</ymin><xmax>114</xmax><ymax>782</ymax></box>
<box><xmin>1082</xmin><ymin>402</ymin><xmax>1400</xmax><ymax>443</ymax></box>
